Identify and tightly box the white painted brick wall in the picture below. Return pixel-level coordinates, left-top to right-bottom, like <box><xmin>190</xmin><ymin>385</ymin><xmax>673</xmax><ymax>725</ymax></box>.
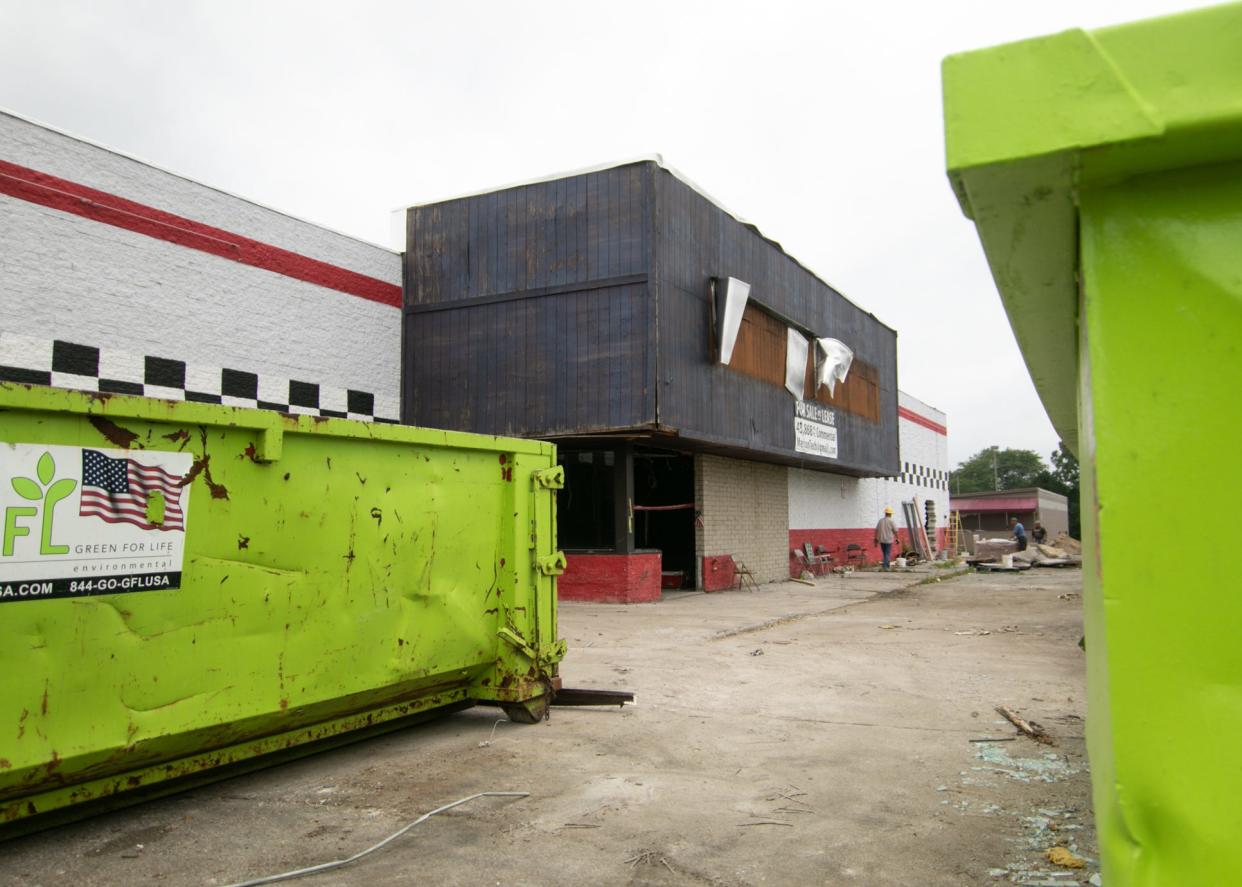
<box><xmin>695</xmin><ymin>454</ymin><xmax>789</xmax><ymax>584</ymax></box>
<box><xmin>0</xmin><ymin>112</ymin><xmax>401</xmax><ymax>414</ymax></box>
<box><xmin>789</xmin><ymin>391</ymin><xmax>950</xmax><ymax>533</ymax></box>
<box><xmin>0</xmin><ymin>112</ymin><xmax>394</xmax><ymax>278</ymax></box>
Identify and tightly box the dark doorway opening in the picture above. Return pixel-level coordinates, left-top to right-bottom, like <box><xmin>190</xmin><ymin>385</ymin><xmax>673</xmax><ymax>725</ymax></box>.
<box><xmin>633</xmin><ymin>448</ymin><xmax>696</xmax><ymax>588</ymax></box>
<box><xmin>557</xmin><ymin>449</ymin><xmax>618</xmax><ymax>551</ymax></box>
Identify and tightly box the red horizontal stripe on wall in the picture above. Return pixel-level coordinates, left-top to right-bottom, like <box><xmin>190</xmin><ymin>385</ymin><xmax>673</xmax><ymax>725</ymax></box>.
<box><xmin>788</xmin><ymin>526</ymin><xmax>945</xmax><ymax>577</ymax></box>
<box><xmin>898</xmin><ymin>406</ymin><xmax>947</xmax><ymax>436</ymax></box>
<box><xmin>0</xmin><ymin>159</ymin><xmax>401</xmax><ymax>308</ymax></box>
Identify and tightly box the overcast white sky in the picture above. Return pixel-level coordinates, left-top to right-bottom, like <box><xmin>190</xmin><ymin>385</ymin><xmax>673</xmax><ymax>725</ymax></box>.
<box><xmin>0</xmin><ymin>0</ymin><xmax>1199</xmax><ymax>465</ymax></box>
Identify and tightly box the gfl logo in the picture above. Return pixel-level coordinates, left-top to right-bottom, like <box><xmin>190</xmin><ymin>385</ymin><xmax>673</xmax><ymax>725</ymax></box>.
<box><xmin>3</xmin><ymin>451</ymin><xmax>77</xmax><ymax>556</ymax></box>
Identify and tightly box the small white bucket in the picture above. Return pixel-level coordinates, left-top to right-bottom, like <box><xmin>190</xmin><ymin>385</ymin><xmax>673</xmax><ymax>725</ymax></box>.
<box><xmin>894</xmin><ymin>557</ymin><xmax>907</xmax><ymax>569</ymax></box>
<box><xmin>1001</xmin><ymin>554</ymin><xmax>1014</xmax><ymax>568</ymax></box>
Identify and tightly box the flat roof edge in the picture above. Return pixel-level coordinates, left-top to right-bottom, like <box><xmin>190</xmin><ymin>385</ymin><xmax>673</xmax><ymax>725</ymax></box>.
<box><xmin>399</xmin><ymin>156</ymin><xmax>897</xmax><ymax>336</ymax></box>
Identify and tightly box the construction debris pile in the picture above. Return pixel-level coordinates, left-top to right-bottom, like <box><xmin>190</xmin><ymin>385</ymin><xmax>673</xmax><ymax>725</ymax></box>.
<box><xmin>966</xmin><ymin>533</ymin><xmax>1082</xmax><ymax>572</ymax></box>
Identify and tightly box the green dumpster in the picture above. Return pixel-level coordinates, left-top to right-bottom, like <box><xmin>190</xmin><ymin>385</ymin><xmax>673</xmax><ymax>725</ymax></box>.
<box><xmin>944</xmin><ymin>4</ymin><xmax>1242</xmax><ymax>883</ymax></box>
<box><xmin>0</xmin><ymin>383</ymin><xmax>565</xmax><ymax>829</ymax></box>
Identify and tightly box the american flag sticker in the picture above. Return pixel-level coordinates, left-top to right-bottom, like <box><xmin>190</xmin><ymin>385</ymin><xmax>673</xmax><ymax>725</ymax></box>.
<box><xmin>80</xmin><ymin>449</ymin><xmax>186</xmax><ymax>531</ymax></box>
<box><xmin>1</xmin><ymin>442</ymin><xmax>194</xmax><ymax>603</ymax></box>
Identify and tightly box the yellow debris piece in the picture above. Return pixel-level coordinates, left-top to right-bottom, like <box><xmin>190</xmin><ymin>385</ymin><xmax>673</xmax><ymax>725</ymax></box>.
<box><xmin>1046</xmin><ymin>846</ymin><xmax>1086</xmax><ymax>869</ymax></box>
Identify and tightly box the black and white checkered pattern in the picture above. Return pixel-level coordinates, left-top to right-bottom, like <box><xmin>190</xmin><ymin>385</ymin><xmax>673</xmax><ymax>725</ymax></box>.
<box><xmin>0</xmin><ymin>332</ymin><xmax>398</xmax><ymax>424</ymax></box>
<box><xmin>888</xmin><ymin>461</ymin><xmax>949</xmax><ymax>491</ymax></box>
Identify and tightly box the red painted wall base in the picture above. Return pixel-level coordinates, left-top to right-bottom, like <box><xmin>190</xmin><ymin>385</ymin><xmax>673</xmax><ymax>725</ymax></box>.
<box><xmin>558</xmin><ymin>552</ymin><xmax>663</xmax><ymax>604</ymax></box>
<box><xmin>788</xmin><ymin>527</ymin><xmax>945</xmax><ymax>576</ymax></box>
<box><xmin>701</xmin><ymin>555</ymin><xmax>737</xmax><ymax>592</ymax></box>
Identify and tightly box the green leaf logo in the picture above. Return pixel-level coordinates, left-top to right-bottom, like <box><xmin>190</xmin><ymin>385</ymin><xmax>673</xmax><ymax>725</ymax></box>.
<box><xmin>37</xmin><ymin>452</ymin><xmax>55</xmax><ymax>485</ymax></box>
<box><xmin>11</xmin><ymin>476</ymin><xmax>41</xmax><ymax>500</ymax></box>
<box><xmin>11</xmin><ymin>452</ymin><xmax>64</xmax><ymax>499</ymax></box>
<box><xmin>47</xmin><ymin>478</ymin><xmax>77</xmax><ymax>500</ymax></box>
<box><xmin>4</xmin><ymin>451</ymin><xmax>77</xmax><ymax>557</ymax></box>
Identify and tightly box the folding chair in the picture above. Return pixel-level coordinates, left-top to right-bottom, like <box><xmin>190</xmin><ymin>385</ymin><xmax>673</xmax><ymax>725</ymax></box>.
<box><xmin>804</xmin><ymin>543</ymin><xmax>832</xmax><ymax>575</ymax></box>
<box><xmin>733</xmin><ymin>559</ymin><xmax>759</xmax><ymax>591</ymax></box>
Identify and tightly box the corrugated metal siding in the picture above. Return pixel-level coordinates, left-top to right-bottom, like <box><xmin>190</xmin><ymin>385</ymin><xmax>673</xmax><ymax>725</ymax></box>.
<box><xmin>403</xmin><ymin>165</ymin><xmax>655</xmax><ymax>436</ymax></box>
<box><xmin>403</xmin><ymin>160</ymin><xmax>898</xmax><ymax>476</ymax></box>
<box><xmin>652</xmin><ymin>168</ymin><xmax>898</xmax><ymax>476</ymax></box>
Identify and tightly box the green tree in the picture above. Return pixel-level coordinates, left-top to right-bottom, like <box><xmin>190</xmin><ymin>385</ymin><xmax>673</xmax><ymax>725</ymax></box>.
<box><xmin>1050</xmin><ymin>442</ymin><xmax>1079</xmax><ymax>490</ymax></box>
<box><xmin>1045</xmin><ymin>442</ymin><xmax>1081</xmax><ymax>538</ymax></box>
<box><xmin>950</xmin><ymin>446</ymin><xmax>1048</xmax><ymax>494</ymax></box>
<box><xmin>952</xmin><ymin>443</ymin><xmax>1082</xmax><ymax>539</ymax></box>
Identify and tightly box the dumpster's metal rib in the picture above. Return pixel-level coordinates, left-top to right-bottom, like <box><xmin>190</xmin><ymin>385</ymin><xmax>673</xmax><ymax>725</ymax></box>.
<box><xmin>224</xmin><ymin>791</ymin><xmax>530</xmax><ymax>886</ymax></box>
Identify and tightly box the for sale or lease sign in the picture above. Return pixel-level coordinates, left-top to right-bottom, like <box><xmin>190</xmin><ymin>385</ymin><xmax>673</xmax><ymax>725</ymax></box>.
<box><xmin>0</xmin><ymin>443</ymin><xmax>193</xmax><ymax>602</ymax></box>
<box><xmin>794</xmin><ymin>401</ymin><xmax>838</xmax><ymax>459</ymax></box>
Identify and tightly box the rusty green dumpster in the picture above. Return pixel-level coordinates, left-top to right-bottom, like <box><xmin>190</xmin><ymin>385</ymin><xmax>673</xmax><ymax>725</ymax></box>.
<box><xmin>944</xmin><ymin>4</ymin><xmax>1242</xmax><ymax>883</ymax></box>
<box><xmin>0</xmin><ymin>382</ymin><xmax>565</xmax><ymax>828</ymax></box>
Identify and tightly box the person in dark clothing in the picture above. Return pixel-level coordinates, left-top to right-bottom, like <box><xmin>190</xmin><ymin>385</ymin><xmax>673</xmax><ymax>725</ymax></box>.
<box><xmin>1011</xmin><ymin>518</ymin><xmax>1028</xmax><ymax>551</ymax></box>
<box><xmin>1032</xmin><ymin>522</ymin><xmax>1047</xmax><ymax>545</ymax></box>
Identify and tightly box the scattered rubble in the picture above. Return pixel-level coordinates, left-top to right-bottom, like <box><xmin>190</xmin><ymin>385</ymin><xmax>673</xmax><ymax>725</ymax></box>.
<box><xmin>1046</xmin><ymin>846</ymin><xmax>1086</xmax><ymax>869</ymax></box>
<box><xmin>965</xmin><ymin>532</ymin><xmax>1083</xmax><ymax>571</ymax></box>
<box><xmin>1051</xmin><ymin>533</ymin><xmax>1082</xmax><ymax>555</ymax></box>
<box><xmin>972</xmin><ymin>743</ymin><xmax>1078</xmax><ymax>784</ymax></box>
<box><xmin>996</xmin><ymin>706</ymin><xmax>1055</xmax><ymax>745</ymax></box>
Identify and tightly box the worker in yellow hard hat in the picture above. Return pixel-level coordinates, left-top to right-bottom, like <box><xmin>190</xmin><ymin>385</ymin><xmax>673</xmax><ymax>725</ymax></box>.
<box><xmin>874</xmin><ymin>507</ymin><xmax>898</xmax><ymax>570</ymax></box>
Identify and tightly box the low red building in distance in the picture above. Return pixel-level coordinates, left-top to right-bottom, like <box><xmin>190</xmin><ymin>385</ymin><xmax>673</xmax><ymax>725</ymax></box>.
<box><xmin>950</xmin><ymin>487</ymin><xmax>1068</xmax><ymax>538</ymax></box>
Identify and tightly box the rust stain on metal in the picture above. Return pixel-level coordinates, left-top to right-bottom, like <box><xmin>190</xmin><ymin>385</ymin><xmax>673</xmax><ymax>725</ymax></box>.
<box><xmin>162</xmin><ymin>429</ymin><xmax>191</xmax><ymax>450</ymax></box>
<box><xmin>88</xmin><ymin>416</ymin><xmax>140</xmax><ymax>449</ymax></box>
<box><xmin>498</xmin><ymin>454</ymin><xmax>507</xmax><ymax>465</ymax></box>
<box><xmin>178</xmin><ymin>429</ymin><xmax>230</xmax><ymax>499</ymax></box>
<box><xmin>1</xmin><ymin>689</ymin><xmax>481</xmax><ymax>813</ymax></box>
<box><xmin>40</xmin><ymin>683</ymin><xmax>49</xmax><ymax>716</ymax></box>
<box><xmin>237</xmin><ymin>534</ymin><xmax>250</xmax><ymax>550</ymax></box>
<box><xmin>17</xmin><ymin>708</ymin><xmax>28</xmax><ymax>740</ymax></box>
<box><xmin>43</xmin><ymin>751</ymin><xmax>62</xmax><ymax>777</ymax></box>
<box><xmin>242</xmin><ymin>442</ymin><xmax>259</xmax><ymax>462</ymax></box>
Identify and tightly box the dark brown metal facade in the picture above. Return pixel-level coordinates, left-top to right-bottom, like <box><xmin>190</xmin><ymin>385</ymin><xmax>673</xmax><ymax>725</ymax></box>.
<box><xmin>403</xmin><ymin>160</ymin><xmax>898</xmax><ymax>477</ymax></box>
